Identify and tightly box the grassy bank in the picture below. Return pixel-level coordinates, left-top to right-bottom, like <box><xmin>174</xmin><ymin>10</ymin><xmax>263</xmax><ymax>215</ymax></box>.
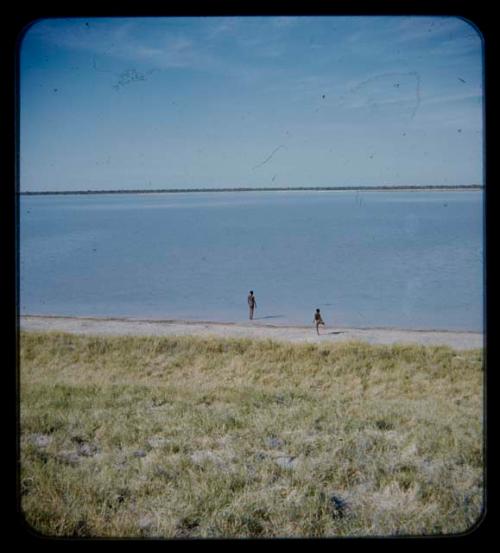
<box><xmin>19</xmin><ymin>331</ymin><xmax>484</xmax><ymax>538</ymax></box>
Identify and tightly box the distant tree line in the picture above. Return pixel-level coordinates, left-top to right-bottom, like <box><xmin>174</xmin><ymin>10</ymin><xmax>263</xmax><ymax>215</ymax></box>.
<box><xmin>20</xmin><ymin>185</ymin><xmax>483</xmax><ymax>196</ymax></box>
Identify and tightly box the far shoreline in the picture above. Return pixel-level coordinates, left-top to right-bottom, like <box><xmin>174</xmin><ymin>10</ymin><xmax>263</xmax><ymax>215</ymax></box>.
<box><xmin>19</xmin><ymin>185</ymin><xmax>483</xmax><ymax>196</ymax></box>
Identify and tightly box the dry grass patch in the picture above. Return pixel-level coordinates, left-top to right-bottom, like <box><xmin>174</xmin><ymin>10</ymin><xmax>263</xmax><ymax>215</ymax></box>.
<box><xmin>19</xmin><ymin>331</ymin><xmax>484</xmax><ymax>538</ymax></box>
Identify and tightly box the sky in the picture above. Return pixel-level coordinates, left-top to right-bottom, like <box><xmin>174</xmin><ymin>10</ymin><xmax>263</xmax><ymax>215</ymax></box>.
<box><xmin>19</xmin><ymin>15</ymin><xmax>484</xmax><ymax>191</ymax></box>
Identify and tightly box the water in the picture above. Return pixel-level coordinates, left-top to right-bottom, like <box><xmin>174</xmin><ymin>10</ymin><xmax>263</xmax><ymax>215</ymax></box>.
<box><xmin>19</xmin><ymin>190</ymin><xmax>484</xmax><ymax>331</ymax></box>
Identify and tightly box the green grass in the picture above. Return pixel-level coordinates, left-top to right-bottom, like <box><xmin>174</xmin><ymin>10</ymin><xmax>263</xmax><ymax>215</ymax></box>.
<box><xmin>19</xmin><ymin>331</ymin><xmax>484</xmax><ymax>538</ymax></box>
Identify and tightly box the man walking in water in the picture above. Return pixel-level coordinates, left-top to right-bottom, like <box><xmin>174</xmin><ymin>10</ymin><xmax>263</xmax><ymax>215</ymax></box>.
<box><xmin>248</xmin><ymin>290</ymin><xmax>257</xmax><ymax>320</ymax></box>
<box><xmin>314</xmin><ymin>308</ymin><xmax>325</xmax><ymax>335</ymax></box>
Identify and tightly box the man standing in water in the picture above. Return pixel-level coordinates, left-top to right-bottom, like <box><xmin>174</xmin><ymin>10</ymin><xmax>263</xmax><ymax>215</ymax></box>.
<box><xmin>314</xmin><ymin>308</ymin><xmax>325</xmax><ymax>335</ymax></box>
<box><xmin>248</xmin><ymin>290</ymin><xmax>257</xmax><ymax>320</ymax></box>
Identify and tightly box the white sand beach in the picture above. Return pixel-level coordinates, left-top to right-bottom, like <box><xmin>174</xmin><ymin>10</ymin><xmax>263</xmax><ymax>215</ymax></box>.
<box><xmin>20</xmin><ymin>315</ymin><xmax>483</xmax><ymax>350</ymax></box>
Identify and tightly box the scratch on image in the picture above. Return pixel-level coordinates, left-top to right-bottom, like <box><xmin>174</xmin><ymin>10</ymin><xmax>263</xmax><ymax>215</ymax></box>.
<box><xmin>252</xmin><ymin>145</ymin><xmax>286</xmax><ymax>170</ymax></box>
<box><xmin>346</xmin><ymin>71</ymin><xmax>422</xmax><ymax>118</ymax></box>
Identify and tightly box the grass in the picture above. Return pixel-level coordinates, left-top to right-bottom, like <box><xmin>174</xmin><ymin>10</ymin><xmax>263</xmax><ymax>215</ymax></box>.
<box><xmin>19</xmin><ymin>331</ymin><xmax>484</xmax><ymax>538</ymax></box>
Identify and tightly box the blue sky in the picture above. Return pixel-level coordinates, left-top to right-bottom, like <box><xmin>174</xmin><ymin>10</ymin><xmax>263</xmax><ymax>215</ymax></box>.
<box><xmin>20</xmin><ymin>16</ymin><xmax>484</xmax><ymax>191</ymax></box>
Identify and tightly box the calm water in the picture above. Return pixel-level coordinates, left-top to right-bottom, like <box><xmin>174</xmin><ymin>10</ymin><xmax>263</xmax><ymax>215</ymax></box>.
<box><xmin>19</xmin><ymin>190</ymin><xmax>484</xmax><ymax>331</ymax></box>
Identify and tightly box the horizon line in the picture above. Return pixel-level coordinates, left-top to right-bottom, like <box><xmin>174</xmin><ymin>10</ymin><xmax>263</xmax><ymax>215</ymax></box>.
<box><xmin>19</xmin><ymin>185</ymin><xmax>484</xmax><ymax>196</ymax></box>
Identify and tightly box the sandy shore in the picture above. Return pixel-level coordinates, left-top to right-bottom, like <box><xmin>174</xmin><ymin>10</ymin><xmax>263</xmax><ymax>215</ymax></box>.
<box><xmin>20</xmin><ymin>315</ymin><xmax>483</xmax><ymax>350</ymax></box>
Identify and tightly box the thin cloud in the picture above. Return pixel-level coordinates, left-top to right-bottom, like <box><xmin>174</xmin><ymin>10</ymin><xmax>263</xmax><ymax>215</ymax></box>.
<box><xmin>336</xmin><ymin>71</ymin><xmax>421</xmax><ymax>118</ymax></box>
<box><xmin>205</xmin><ymin>17</ymin><xmax>241</xmax><ymax>38</ymax></box>
<box><xmin>26</xmin><ymin>17</ymin><xmax>291</xmax><ymax>82</ymax></box>
<box><xmin>25</xmin><ymin>18</ymin><xmax>136</xmax><ymax>55</ymax></box>
<box><xmin>394</xmin><ymin>16</ymin><xmax>479</xmax><ymax>45</ymax></box>
<box><xmin>271</xmin><ymin>16</ymin><xmax>300</xmax><ymax>28</ymax></box>
<box><xmin>421</xmin><ymin>92</ymin><xmax>483</xmax><ymax>106</ymax></box>
<box><xmin>25</xmin><ymin>19</ymin><xmax>200</xmax><ymax>70</ymax></box>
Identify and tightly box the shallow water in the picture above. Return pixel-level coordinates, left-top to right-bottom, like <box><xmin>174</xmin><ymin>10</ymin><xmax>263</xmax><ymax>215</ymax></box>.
<box><xmin>20</xmin><ymin>190</ymin><xmax>484</xmax><ymax>331</ymax></box>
